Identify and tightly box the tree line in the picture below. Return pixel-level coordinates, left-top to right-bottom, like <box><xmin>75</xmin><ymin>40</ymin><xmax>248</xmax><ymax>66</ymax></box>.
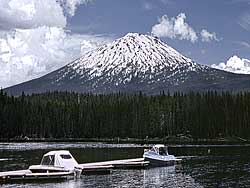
<box><xmin>0</xmin><ymin>90</ymin><xmax>250</xmax><ymax>140</ymax></box>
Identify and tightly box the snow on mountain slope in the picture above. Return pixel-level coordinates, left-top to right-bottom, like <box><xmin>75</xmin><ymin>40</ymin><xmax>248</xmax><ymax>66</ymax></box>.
<box><xmin>5</xmin><ymin>33</ymin><xmax>250</xmax><ymax>96</ymax></box>
<box><xmin>55</xmin><ymin>33</ymin><xmax>207</xmax><ymax>86</ymax></box>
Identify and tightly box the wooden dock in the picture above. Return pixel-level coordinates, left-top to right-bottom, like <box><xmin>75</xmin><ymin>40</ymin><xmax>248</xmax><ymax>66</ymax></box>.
<box><xmin>81</xmin><ymin>165</ymin><xmax>113</xmax><ymax>175</ymax></box>
<box><xmin>80</xmin><ymin>158</ymin><xmax>149</xmax><ymax>169</ymax></box>
<box><xmin>0</xmin><ymin>158</ymin><xmax>148</xmax><ymax>183</ymax></box>
<box><xmin>0</xmin><ymin>170</ymin><xmax>74</xmax><ymax>183</ymax></box>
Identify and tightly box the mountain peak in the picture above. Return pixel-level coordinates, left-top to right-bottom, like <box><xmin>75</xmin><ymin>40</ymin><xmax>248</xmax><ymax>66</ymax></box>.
<box><xmin>122</xmin><ymin>32</ymin><xmax>159</xmax><ymax>41</ymax></box>
<box><xmin>5</xmin><ymin>32</ymin><xmax>250</xmax><ymax>96</ymax></box>
<box><xmin>64</xmin><ymin>32</ymin><xmax>202</xmax><ymax>81</ymax></box>
<box><xmin>123</xmin><ymin>32</ymin><xmax>141</xmax><ymax>37</ymax></box>
<box><xmin>52</xmin><ymin>32</ymin><xmax>208</xmax><ymax>89</ymax></box>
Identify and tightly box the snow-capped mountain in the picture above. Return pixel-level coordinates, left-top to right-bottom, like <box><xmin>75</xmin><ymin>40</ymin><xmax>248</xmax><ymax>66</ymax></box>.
<box><xmin>55</xmin><ymin>33</ymin><xmax>207</xmax><ymax>89</ymax></box>
<box><xmin>5</xmin><ymin>33</ymin><xmax>250</xmax><ymax>95</ymax></box>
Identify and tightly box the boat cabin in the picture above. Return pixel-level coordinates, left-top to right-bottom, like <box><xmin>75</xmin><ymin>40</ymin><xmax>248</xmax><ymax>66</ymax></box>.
<box><xmin>40</xmin><ymin>150</ymin><xmax>79</xmax><ymax>170</ymax></box>
<box><xmin>149</xmin><ymin>144</ymin><xmax>169</xmax><ymax>156</ymax></box>
<box><xmin>29</xmin><ymin>150</ymin><xmax>80</xmax><ymax>173</ymax></box>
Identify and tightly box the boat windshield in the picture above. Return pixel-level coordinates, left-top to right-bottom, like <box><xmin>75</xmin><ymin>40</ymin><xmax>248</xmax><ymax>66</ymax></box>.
<box><xmin>60</xmin><ymin>154</ymin><xmax>72</xmax><ymax>159</ymax></box>
<box><xmin>41</xmin><ymin>155</ymin><xmax>55</xmax><ymax>166</ymax></box>
<box><xmin>158</xmin><ymin>147</ymin><xmax>168</xmax><ymax>155</ymax></box>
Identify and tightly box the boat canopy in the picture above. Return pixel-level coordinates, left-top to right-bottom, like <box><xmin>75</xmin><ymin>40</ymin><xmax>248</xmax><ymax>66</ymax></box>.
<box><xmin>154</xmin><ymin>144</ymin><xmax>165</xmax><ymax>148</ymax></box>
<box><xmin>150</xmin><ymin>145</ymin><xmax>169</xmax><ymax>155</ymax></box>
<box><xmin>41</xmin><ymin>150</ymin><xmax>79</xmax><ymax>170</ymax></box>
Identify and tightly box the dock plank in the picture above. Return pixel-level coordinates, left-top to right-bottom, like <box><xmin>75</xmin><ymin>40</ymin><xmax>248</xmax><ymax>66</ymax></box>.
<box><xmin>80</xmin><ymin>158</ymin><xmax>147</xmax><ymax>169</ymax></box>
<box><xmin>0</xmin><ymin>170</ymin><xmax>31</xmax><ymax>177</ymax></box>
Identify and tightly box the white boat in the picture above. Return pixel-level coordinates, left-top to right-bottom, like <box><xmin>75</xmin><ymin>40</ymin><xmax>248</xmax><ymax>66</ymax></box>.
<box><xmin>29</xmin><ymin>150</ymin><xmax>82</xmax><ymax>176</ymax></box>
<box><xmin>0</xmin><ymin>150</ymin><xmax>82</xmax><ymax>183</ymax></box>
<box><xmin>143</xmin><ymin>144</ymin><xmax>181</xmax><ymax>166</ymax></box>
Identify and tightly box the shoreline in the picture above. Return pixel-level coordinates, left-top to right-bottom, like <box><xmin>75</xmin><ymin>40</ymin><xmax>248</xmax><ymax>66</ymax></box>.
<box><xmin>0</xmin><ymin>137</ymin><xmax>250</xmax><ymax>145</ymax></box>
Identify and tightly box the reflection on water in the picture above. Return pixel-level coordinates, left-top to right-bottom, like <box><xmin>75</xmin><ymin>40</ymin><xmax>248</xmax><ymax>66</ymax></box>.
<box><xmin>4</xmin><ymin>166</ymin><xmax>203</xmax><ymax>188</ymax></box>
<box><xmin>142</xmin><ymin>166</ymin><xmax>203</xmax><ymax>188</ymax></box>
<box><xmin>184</xmin><ymin>155</ymin><xmax>250</xmax><ymax>188</ymax></box>
<box><xmin>1</xmin><ymin>143</ymin><xmax>250</xmax><ymax>188</ymax></box>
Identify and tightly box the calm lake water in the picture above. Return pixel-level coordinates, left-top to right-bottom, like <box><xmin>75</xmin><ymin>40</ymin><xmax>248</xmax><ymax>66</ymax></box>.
<box><xmin>0</xmin><ymin>142</ymin><xmax>250</xmax><ymax>188</ymax></box>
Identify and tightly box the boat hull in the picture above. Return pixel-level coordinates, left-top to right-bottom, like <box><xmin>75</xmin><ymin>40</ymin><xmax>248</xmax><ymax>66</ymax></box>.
<box><xmin>0</xmin><ymin>171</ymin><xmax>74</xmax><ymax>183</ymax></box>
<box><xmin>29</xmin><ymin>169</ymin><xmax>69</xmax><ymax>173</ymax></box>
<box><xmin>29</xmin><ymin>165</ymin><xmax>69</xmax><ymax>173</ymax></box>
<box><xmin>144</xmin><ymin>157</ymin><xmax>180</xmax><ymax>166</ymax></box>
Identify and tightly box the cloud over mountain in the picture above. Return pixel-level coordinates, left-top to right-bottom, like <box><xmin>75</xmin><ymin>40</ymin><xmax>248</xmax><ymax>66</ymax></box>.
<box><xmin>0</xmin><ymin>0</ymin><xmax>94</xmax><ymax>30</ymax></box>
<box><xmin>58</xmin><ymin>0</ymin><xmax>94</xmax><ymax>17</ymax></box>
<box><xmin>211</xmin><ymin>55</ymin><xmax>250</xmax><ymax>74</ymax></box>
<box><xmin>0</xmin><ymin>0</ymin><xmax>66</xmax><ymax>29</ymax></box>
<box><xmin>151</xmin><ymin>13</ymin><xmax>198</xmax><ymax>43</ymax></box>
<box><xmin>151</xmin><ymin>13</ymin><xmax>219</xmax><ymax>43</ymax></box>
<box><xmin>200</xmin><ymin>29</ymin><xmax>219</xmax><ymax>42</ymax></box>
<box><xmin>0</xmin><ymin>0</ymin><xmax>110</xmax><ymax>88</ymax></box>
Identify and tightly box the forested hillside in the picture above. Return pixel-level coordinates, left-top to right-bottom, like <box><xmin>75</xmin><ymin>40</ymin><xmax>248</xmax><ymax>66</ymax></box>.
<box><xmin>0</xmin><ymin>90</ymin><xmax>250</xmax><ymax>140</ymax></box>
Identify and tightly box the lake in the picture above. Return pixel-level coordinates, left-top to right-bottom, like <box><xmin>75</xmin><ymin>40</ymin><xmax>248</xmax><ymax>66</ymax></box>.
<box><xmin>0</xmin><ymin>143</ymin><xmax>250</xmax><ymax>188</ymax></box>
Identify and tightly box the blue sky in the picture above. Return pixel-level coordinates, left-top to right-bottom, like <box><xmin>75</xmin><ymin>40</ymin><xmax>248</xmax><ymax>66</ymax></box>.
<box><xmin>0</xmin><ymin>0</ymin><xmax>250</xmax><ymax>88</ymax></box>
<box><xmin>68</xmin><ymin>0</ymin><xmax>250</xmax><ymax>66</ymax></box>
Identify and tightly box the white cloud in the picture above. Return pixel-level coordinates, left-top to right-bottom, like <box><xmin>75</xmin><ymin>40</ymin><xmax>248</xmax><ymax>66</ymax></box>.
<box><xmin>200</xmin><ymin>29</ymin><xmax>219</xmax><ymax>42</ymax></box>
<box><xmin>0</xmin><ymin>0</ymin><xmax>93</xmax><ymax>30</ymax></box>
<box><xmin>211</xmin><ymin>55</ymin><xmax>250</xmax><ymax>74</ymax></box>
<box><xmin>235</xmin><ymin>41</ymin><xmax>250</xmax><ymax>48</ymax></box>
<box><xmin>151</xmin><ymin>13</ymin><xmax>221</xmax><ymax>43</ymax></box>
<box><xmin>0</xmin><ymin>26</ymin><xmax>110</xmax><ymax>88</ymax></box>
<box><xmin>151</xmin><ymin>13</ymin><xmax>198</xmax><ymax>43</ymax></box>
<box><xmin>58</xmin><ymin>0</ymin><xmax>93</xmax><ymax>17</ymax></box>
<box><xmin>0</xmin><ymin>0</ymin><xmax>111</xmax><ymax>89</ymax></box>
<box><xmin>238</xmin><ymin>12</ymin><xmax>250</xmax><ymax>31</ymax></box>
<box><xmin>0</xmin><ymin>0</ymin><xmax>66</xmax><ymax>29</ymax></box>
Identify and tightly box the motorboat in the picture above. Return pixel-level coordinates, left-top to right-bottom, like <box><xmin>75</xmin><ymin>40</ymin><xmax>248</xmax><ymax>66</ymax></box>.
<box><xmin>143</xmin><ymin>144</ymin><xmax>181</xmax><ymax>166</ymax></box>
<box><xmin>0</xmin><ymin>150</ymin><xmax>83</xmax><ymax>183</ymax></box>
<box><xmin>0</xmin><ymin>149</ymin><xmax>150</xmax><ymax>183</ymax></box>
<box><xmin>29</xmin><ymin>150</ymin><xmax>82</xmax><ymax>176</ymax></box>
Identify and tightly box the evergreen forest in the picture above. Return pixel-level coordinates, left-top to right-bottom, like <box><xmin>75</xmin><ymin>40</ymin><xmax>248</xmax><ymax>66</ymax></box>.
<box><xmin>0</xmin><ymin>90</ymin><xmax>250</xmax><ymax>141</ymax></box>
